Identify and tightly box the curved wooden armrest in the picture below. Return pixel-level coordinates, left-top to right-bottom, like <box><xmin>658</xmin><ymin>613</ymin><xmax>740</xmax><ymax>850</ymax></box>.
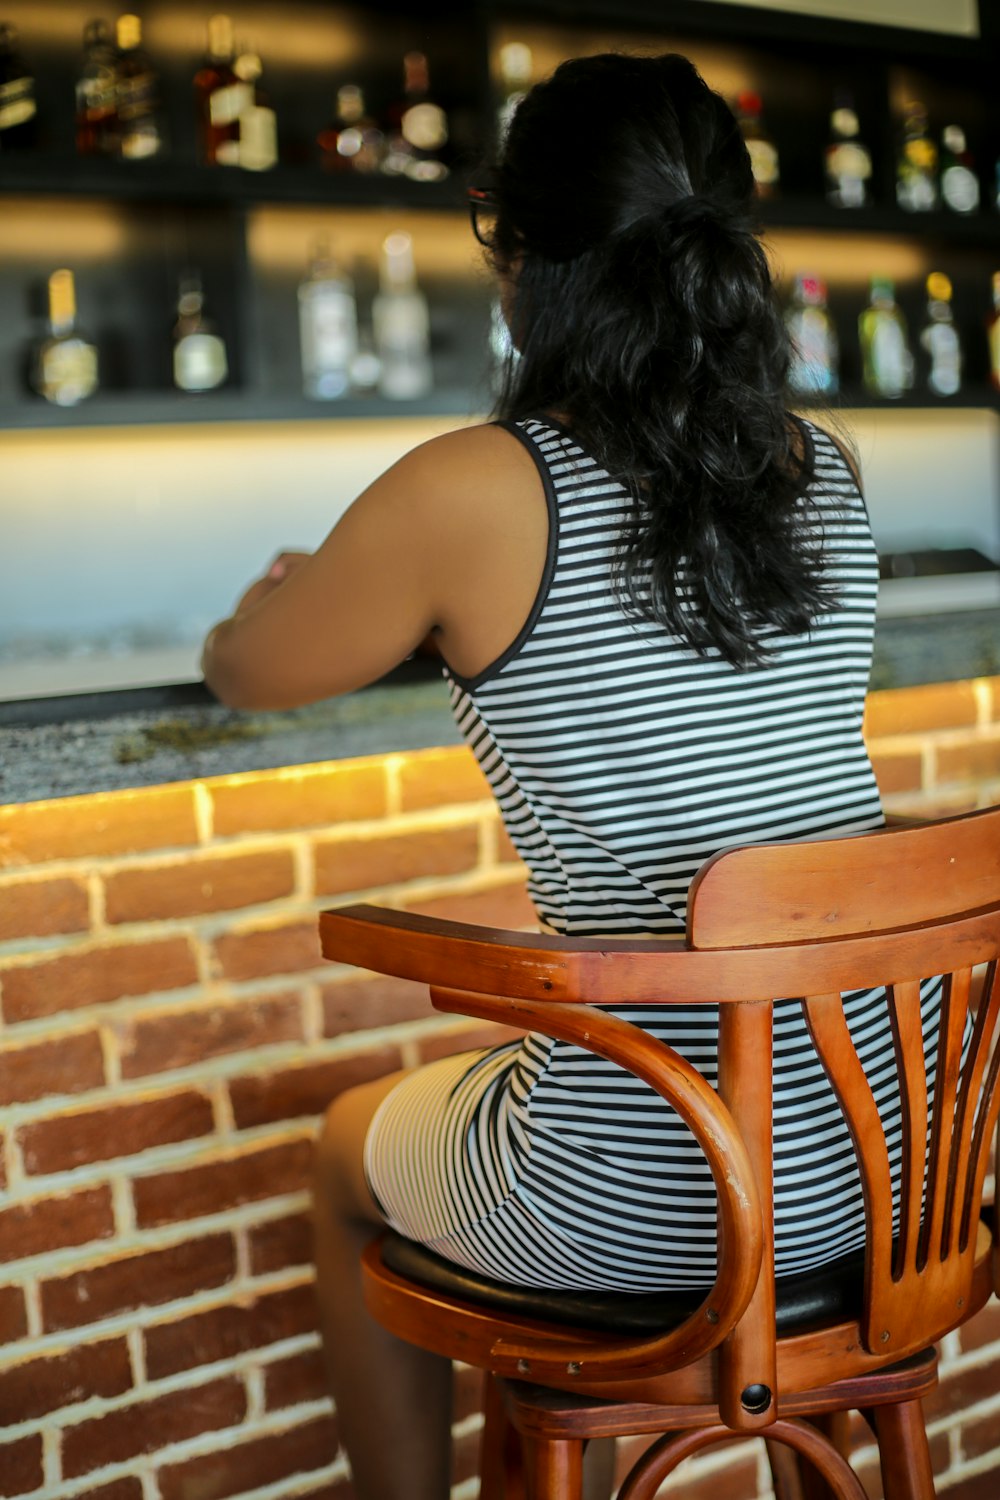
<box><xmin>423</xmin><ymin>984</ymin><xmax>764</xmax><ymax>1387</ymax></box>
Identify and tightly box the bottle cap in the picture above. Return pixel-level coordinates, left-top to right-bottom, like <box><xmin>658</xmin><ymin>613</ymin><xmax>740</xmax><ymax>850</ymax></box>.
<box><xmin>207</xmin><ymin>14</ymin><xmax>234</xmax><ymax>59</ymax></box>
<box><xmin>381</xmin><ymin>231</ymin><xmax>417</xmax><ymax>290</ymax></box>
<box><xmin>48</xmin><ymin>269</ymin><xmax>77</xmax><ymax>329</ymax></box>
<box><xmin>831</xmin><ymin>107</ymin><xmax>859</xmax><ymax>137</ymax></box>
<box><xmin>116</xmin><ymin>14</ymin><xmax>142</xmax><ymax>50</ymax></box>
<box><xmin>795</xmin><ymin>274</ymin><xmax>827</xmax><ymax>304</ymax></box>
<box><xmin>942</xmin><ymin>124</ymin><xmax>966</xmax><ymax>153</ymax></box>
<box><xmin>737</xmin><ymin>90</ymin><xmax>762</xmax><ymax>118</ymax></box>
<box><xmin>871</xmin><ymin>276</ymin><xmax>894</xmax><ymax>302</ymax></box>
<box><xmin>926</xmin><ymin>271</ymin><xmax>952</xmax><ymax>302</ymax></box>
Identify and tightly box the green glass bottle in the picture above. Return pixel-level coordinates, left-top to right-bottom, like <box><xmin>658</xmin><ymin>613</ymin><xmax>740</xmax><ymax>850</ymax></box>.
<box><xmin>859</xmin><ymin>278</ymin><xmax>913</xmax><ymax>398</ymax></box>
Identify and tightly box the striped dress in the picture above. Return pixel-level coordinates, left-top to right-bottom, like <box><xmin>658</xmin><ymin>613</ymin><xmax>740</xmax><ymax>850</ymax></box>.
<box><xmin>364</xmin><ymin>415</ymin><xmax>940</xmax><ymax>1292</ymax></box>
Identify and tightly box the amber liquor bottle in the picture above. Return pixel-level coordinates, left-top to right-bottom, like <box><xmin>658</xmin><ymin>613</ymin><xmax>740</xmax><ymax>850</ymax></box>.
<box><xmin>0</xmin><ymin>22</ymin><xmax>38</xmax><ymax>150</ymax></box>
<box><xmin>31</xmin><ymin>269</ymin><xmax>99</xmax><ymax>407</ymax></box>
<box><xmin>193</xmin><ymin>14</ymin><xmax>251</xmax><ymax>166</ymax></box>
<box><xmin>76</xmin><ymin>19</ymin><xmax>119</xmax><ymax>156</ymax></box>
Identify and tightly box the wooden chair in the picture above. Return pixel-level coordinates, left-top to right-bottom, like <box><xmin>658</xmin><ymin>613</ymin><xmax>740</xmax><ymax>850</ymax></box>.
<box><xmin>318</xmin><ymin>804</ymin><xmax>1000</xmax><ymax>1499</ymax></box>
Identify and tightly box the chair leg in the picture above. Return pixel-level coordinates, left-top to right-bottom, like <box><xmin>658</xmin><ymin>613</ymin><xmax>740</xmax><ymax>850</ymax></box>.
<box><xmin>796</xmin><ymin>1412</ymin><xmax>853</xmax><ymax>1500</ymax></box>
<box><xmin>523</xmin><ymin>1435</ymin><xmax>583</xmax><ymax>1500</ymax></box>
<box><xmin>479</xmin><ymin>1374</ymin><xmax>526</xmax><ymax>1500</ymax></box>
<box><xmin>767</xmin><ymin>1437</ymin><xmax>806</xmax><ymax>1500</ymax></box>
<box><xmin>872</xmin><ymin>1400</ymin><xmax>935</xmax><ymax>1500</ymax></box>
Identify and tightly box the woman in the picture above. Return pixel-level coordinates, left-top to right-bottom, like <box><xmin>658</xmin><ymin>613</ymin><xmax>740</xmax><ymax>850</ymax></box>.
<box><xmin>203</xmin><ymin>53</ymin><xmax>929</xmax><ymax>1500</ymax></box>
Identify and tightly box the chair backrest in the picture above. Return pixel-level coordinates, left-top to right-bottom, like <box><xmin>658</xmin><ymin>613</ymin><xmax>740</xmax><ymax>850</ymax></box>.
<box><xmin>320</xmin><ymin>805</ymin><xmax>1000</xmax><ymax>1414</ymax></box>
<box><xmin>688</xmin><ymin>804</ymin><xmax>1000</xmax><ymax>1361</ymax></box>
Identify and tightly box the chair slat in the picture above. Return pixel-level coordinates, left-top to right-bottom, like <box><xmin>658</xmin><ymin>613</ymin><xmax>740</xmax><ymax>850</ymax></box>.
<box><xmin>887</xmin><ymin>981</ymin><xmax>928</xmax><ymax>1280</ymax></box>
<box><xmin>919</xmin><ymin>971</ymin><xmax>970</xmax><ymax>1269</ymax></box>
<box><xmin>959</xmin><ymin>961</ymin><xmax>1000</xmax><ymax>1255</ymax></box>
<box><xmin>950</xmin><ymin>961</ymin><xmax>999</xmax><ymax>1256</ymax></box>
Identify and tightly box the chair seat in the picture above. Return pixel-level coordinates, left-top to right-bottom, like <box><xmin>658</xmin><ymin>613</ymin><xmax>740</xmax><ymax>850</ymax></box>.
<box><xmin>381</xmin><ymin>1230</ymin><xmax>864</xmax><ymax>1338</ymax></box>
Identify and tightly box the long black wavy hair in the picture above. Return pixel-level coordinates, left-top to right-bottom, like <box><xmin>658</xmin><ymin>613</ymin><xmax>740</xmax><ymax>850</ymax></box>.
<box><xmin>486</xmin><ymin>52</ymin><xmax>836</xmax><ymax>667</ymax></box>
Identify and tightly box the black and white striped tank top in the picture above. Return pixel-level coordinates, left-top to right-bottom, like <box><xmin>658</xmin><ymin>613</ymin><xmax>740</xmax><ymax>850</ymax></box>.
<box><xmin>425</xmin><ymin>416</ymin><xmax>935</xmax><ymax>1288</ymax></box>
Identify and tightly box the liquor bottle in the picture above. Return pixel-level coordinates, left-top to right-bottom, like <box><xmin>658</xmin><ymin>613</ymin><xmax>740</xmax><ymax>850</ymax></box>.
<box><xmin>232</xmin><ymin>46</ymin><xmax>277</xmax><ymax>171</ymax></box>
<box><xmin>918</xmin><ymin>272</ymin><xmax>962</xmax><ymax>396</ymax></box>
<box><xmin>986</xmin><ymin>272</ymin><xmax>1000</xmax><ymax>393</ymax></box>
<box><xmin>382</xmin><ymin>52</ymin><xmax>449</xmax><ymax>182</ymax></box>
<box><xmin>496</xmin><ymin>42</ymin><xmax>532</xmax><ymax>146</ymax></box>
<box><xmin>76</xmin><ymin>19</ymin><xmax>119</xmax><ymax>157</ymax></box>
<box><xmin>193</xmin><ymin>14</ymin><xmax>251</xmax><ymax>166</ymax></box>
<box><xmin>859</xmin><ymin>277</ymin><xmax>913</xmax><ymax>398</ymax></box>
<box><xmin>115</xmin><ymin>14</ymin><xmax>162</xmax><ymax>160</ymax></box>
<box><xmin>0</xmin><ymin>22</ymin><xmax>38</xmax><ymax>150</ymax></box>
<box><xmin>939</xmin><ymin>125</ymin><xmax>979</xmax><ymax>214</ymax></box>
<box><xmin>372</xmin><ymin>232</ymin><xmax>432</xmax><ymax>399</ymax></box>
<box><xmin>825</xmin><ymin>97</ymin><xmax>871</xmax><ymax>209</ymax></box>
<box><xmin>31</xmin><ymin>269</ymin><xmax>99</xmax><ymax>407</ymax></box>
<box><xmin>785</xmin><ymin>274</ymin><xmax>839</xmax><ymax>396</ymax></box>
<box><xmin>317</xmin><ymin>84</ymin><xmax>383</xmax><ymax>173</ymax></box>
<box><xmin>172</xmin><ymin>273</ymin><xmax>228</xmax><ymax>392</ymax></box>
<box><xmin>896</xmin><ymin>102</ymin><xmax>938</xmax><ymax>211</ymax></box>
<box><xmin>298</xmin><ymin>244</ymin><xmax>358</xmax><ymax>400</ymax></box>
<box><xmin>735</xmin><ymin>90</ymin><xmax>779</xmax><ymax>198</ymax></box>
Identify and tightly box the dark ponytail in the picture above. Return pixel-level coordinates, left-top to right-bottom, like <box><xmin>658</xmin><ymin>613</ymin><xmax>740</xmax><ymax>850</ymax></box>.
<box><xmin>487</xmin><ymin>53</ymin><xmax>835</xmax><ymax>668</ymax></box>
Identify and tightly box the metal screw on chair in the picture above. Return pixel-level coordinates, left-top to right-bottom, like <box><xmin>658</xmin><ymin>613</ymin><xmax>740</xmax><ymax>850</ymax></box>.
<box><xmin>741</xmin><ymin>1384</ymin><xmax>772</xmax><ymax>1414</ymax></box>
<box><xmin>705</xmin><ymin>1306</ymin><xmax>719</xmax><ymax>1324</ymax></box>
<box><xmin>517</xmin><ymin>1359</ymin><xmax>531</xmax><ymax>1374</ymax></box>
<box><xmin>880</xmin><ymin>1330</ymin><xmax>890</xmax><ymax>1343</ymax></box>
<box><xmin>567</xmin><ymin>1361</ymin><xmax>581</xmax><ymax>1375</ymax></box>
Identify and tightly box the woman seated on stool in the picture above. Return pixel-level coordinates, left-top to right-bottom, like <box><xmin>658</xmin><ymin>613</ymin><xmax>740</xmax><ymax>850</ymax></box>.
<box><xmin>202</xmin><ymin>52</ymin><xmax>922</xmax><ymax>1500</ymax></box>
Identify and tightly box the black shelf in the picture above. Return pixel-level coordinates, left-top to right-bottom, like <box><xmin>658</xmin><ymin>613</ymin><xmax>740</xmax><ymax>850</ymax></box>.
<box><xmin>760</xmin><ymin>200</ymin><xmax>1000</xmax><ymax>244</ymax></box>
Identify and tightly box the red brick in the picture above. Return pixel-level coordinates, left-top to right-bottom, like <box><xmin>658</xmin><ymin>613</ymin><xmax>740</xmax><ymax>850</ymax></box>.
<box><xmin>314</xmin><ymin>824</ymin><xmax>480</xmax><ymax>897</ymax></box>
<box><xmin>210</xmin><ymin>763</ymin><xmax>386</xmax><ymax>836</ymax></box>
<box><xmin>321</xmin><ymin>976</ymin><xmax>431</xmax><ymax>1037</ymax></box>
<box><xmin>452</xmin><ymin>1425</ymin><xmax>481</xmax><ymax>1485</ymax></box>
<box><xmin>0</xmin><ymin>1337</ymin><xmax>131</xmax><ymax>1423</ymax></box>
<box><xmin>870</xmin><ymin>750</ymin><xmax>924</xmax><ymax>797</ymax></box>
<box><xmin>494</xmin><ymin>821</ymin><xmax>524</xmax><ymax>866</ymax></box>
<box><xmin>145</xmin><ymin>1283</ymin><xmax>317</xmax><ymax>1380</ymax></box>
<box><xmin>1</xmin><ymin>936</ymin><xmax>199</xmax><ymax>1023</ymax></box>
<box><xmin>0</xmin><ymin>1185</ymin><xmax>113</xmax><ymax>1266</ymax></box>
<box><xmin>0</xmin><ymin>1030</ymin><xmax>105</xmax><ymax>1107</ymax></box>
<box><xmin>850</xmin><ymin>1425</ymin><xmax>950</xmax><ymax>1499</ymax></box>
<box><xmin>453</xmin><ymin>1366</ymin><xmax>486</xmax><ymax>1424</ymax></box>
<box><xmin>418</xmin><ymin>1021</ymin><xmax>522</xmax><ymax>1064</ymax></box>
<box><xmin>0</xmin><ymin>1284</ymin><xmax>28</xmax><ymax>1341</ymax></box>
<box><xmin>19</xmin><ymin>1089</ymin><xmax>214</xmax><ymax>1175</ymax></box>
<box><xmin>229</xmin><ymin>1047</ymin><xmax>402</xmax><ymax>1130</ymax></box>
<box><xmin>263</xmin><ymin>1346</ymin><xmax>328</xmax><ymax>1411</ymax></box>
<box><xmin>105</xmin><ymin>848</ymin><xmax>296</xmax><ymax>924</ymax></box>
<box><xmin>0</xmin><ymin>874</ymin><xmax>90</xmax><ymax>940</ymax></box>
<box><xmin>408</xmin><ymin>881</ymin><xmax>536</xmax><ymax>931</ymax></box>
<box><xmin>937</xmin><ymin>738</ymin><xmax>1000</xmax><ymax>785</ymax></box>
<box><xmin>74</xmin><ymin>1481</ymin><xmax>145</xmax><ymax>1500</ymax></box>
<box><xmin>212</xmin><ymin>920</ymin><xmax>322</xmax><ymax>982</ymax></box>
<box><xmin>157</xmin><ymin>1413</ymin><xmax>338</xmax><ymax>1500</ymax></box>
<box><xmin>864</xmin><ymin>681</ymin><xmax>979</xmax><ymax>739</ymax></box>
<box><xmin>62</xmin><ymin>1375</ymin><xmax>246</xmax><ymax>1478</ymax></box>
<box><xmin>614</xmin><ymin>1436</ymin><xmax>758</xmax><ymax>1496</ymax></box>
<box><xmin>41</xmin><ymin>1233</ymin><xmax>236</xmax><ymax>1332</ymax></box>
<box><xmin>117</xmin><ymin>993</ymin><xmax>304</xmax><ymax>1079</ymax></box>
<box><xmin>0</xmin><ymin>1433</ymin><xmax>42</xmax><ymax>1496</ymax></box>
<box><xmin>133</xmin><ymin>1139</ymin><xmax>312</xmax><ymax>1229</ymax></box>
<box><xmin>960</xmin><ymin>1404</ymin><xmax>1000</xmax><ymax>1462</ymax></box>
<box><xmin>960</xmin><ymin>1298</ymin><xmax>1000</xmax><ymax>1354</ymax></box>
<box><xmin>398</xmin><ymin>748</ymin><xmax>490</xmax><ymax>811</ymax></box>
<box><xmin>924</xmin><ymin>1350</ymin><xmax>1000</xmax><ymax>1422</ymax></box>
<box><xmin>938</xmin><ymin>1466</ymin><xmax>1000</xmax><ymax>1499</ymax></box>
<box><xmin>248</xmin><ymin>1211</ymin><xmax>312</xmax><ymax>1275</ymax></box>
<box><xmin>0</xmin><ymin>785</ymin><xmax>198</xmax><ymax>868</ymax></box>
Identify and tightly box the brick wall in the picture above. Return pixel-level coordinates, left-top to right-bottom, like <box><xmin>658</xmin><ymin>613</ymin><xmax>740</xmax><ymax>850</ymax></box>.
<box><xmin>0</xmin><ymin>677</ymin><xmax>998</xmax><ymax>1500</ymax></box>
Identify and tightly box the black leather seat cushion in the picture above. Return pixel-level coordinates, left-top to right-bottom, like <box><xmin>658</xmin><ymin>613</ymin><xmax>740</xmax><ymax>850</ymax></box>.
<box><xmin>380</xmin><ymin>1231</ymin><xmax>864</xmax><ymax>1337</ymax></box>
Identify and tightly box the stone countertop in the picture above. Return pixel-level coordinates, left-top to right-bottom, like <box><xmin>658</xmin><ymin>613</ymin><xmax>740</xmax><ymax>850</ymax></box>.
<box><xmin>1</xmin><ymin>611</ymin><xmax>997</xmax><ymax>806</ymax></box>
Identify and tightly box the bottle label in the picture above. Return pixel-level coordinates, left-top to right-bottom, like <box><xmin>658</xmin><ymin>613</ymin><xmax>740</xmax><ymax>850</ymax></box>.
<box><xmin>239</xmin><ymin>104</ymin><xmax>277</xmax><ymax>170</ymax></box>
<box><xmin>923</xmin><ymin>323</ymin><xmax>962</xmax><ymax>396</ymax></box>
<box><xmin>787</xmin><ymin>307</ymin><xmax>838</xmax><ymax>395</ymax></box>
<box><xmin>40</xmin><ymin>339</ymin><xmax>99</xmax><ymax>407</ymax></box>
<box><xmin>174</xmin><ymin>332</ymin><xmax>228</xmax><ymax>392</ymax></box>
<box><xmin>300</xmin><ymin>286</ymin><xmax>358</xmax><ymax>397</ymax></box>
<box><xmin>941</xmin><ymin>164</ymin><xmax>980</xmax><ymax>213</ymax></box>
<box><xmin>870</xmin><ymin>318</ymin><xmax>912</xmax><ymax>396</ymax></box>
<box><xmin>210</xmin><ymin>81</ymin><xmax>253</xmax><ymax>126</ymax></box>
<box><xmin>746</xmin><ymin>138</ymin><xmax>779</xmax><ymax>188</ymax></box>
<box><xmin>0</xmin><ymin>75</ymin><xmax>36</xmax><ymax>129</ymax></box>
<box><xmin>373</xmin><ymin>293</ymin><xmax>432</xmax><ymax>399</ymax></box>
<box><xmin>401</xmin><ymin>101</ymin><xmax>447</xmax><ymax>152</ymax></box>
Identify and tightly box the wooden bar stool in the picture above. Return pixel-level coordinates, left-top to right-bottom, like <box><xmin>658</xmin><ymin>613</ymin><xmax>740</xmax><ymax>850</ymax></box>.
<box><xmin>319</xmin><ymin>804</ymin><xmax>1000</xmax><ymax>1499</ymax></box>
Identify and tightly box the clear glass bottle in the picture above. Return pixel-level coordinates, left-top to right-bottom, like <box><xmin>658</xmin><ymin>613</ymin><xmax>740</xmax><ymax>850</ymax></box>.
<box><xmin>896</xmin><ymin>102</ymin><xmax>938</xmax><ymax>211</ymax></box>
<box><xmin>372</xmin><ymin>231</ymin><xmax>432</xmax><ymax>399</ymax></box>
<box><xmin>76</xmin><ymin>19</ymin><xmax>119</xmax><ymax>157</ymax></box>
<box><xmin>298</xmin><ymin>243</ymin><xmax>359</xmax><ymax>400</ymax></box>
<box><xmin>939</xmin><ymin>125</ymin><xmax>979</xmax><ymax>214</ymax></box>
<box><xmin>317</xmin><ymin>84</ymin><xmax>383</xmax><ymax>173</ymax></box>
<box><xmin>193</xmin><ymin>14</ymin><xmax>251</xmax><ymax>166</ymax></box>
<box><xmin>496</xmin><ymin>42</ymin><xmax>532</xmax><ymax>146</ymax></box>
<box><xmin>859</xmin><ymin>277</ymin><xmax>914</xmax><ymax>398</ymax></box>
<box><xmin>382</xmin><ymin>52</ymin><xmax>449</xmax><ymax>182</ymax></box>
<box><xmin>233</xmin><ymin>45</ymin><xmax>277</xmax><ymax>171</ymax></box>
<box><xmin>115</xmin><ymin>14</ymin><xmax>162</xmax><ymax>161</ymax></box>
<box><xmin>785</xmin><ymin>274</ymin><xmax>839</xmax><ymax>396</ymax></box>
<box><xmin>986</xmin><ymin>272</ymin><xmax>1000</xmax><ymax>394</ymax></box>
<box><xmin>825</xmin><ymin>97</ymin><xmax>871</xmax><ymax>209</ymax></box>
<box><xmin>919</xmin><ymin>272</ymin><xmax>962</xmax><ymax>396</ymax></box>
<box><xmin>31</xmin><ymin>269</ymin><xmax>99</xmax><ymax>407</ymax></box>
<box><xmin>0</xmin><ymin>22</ymin><xmax>38</xmax><ymax>150</ymax></box>
<box><xmin>172</xmin><ymin>272</ymin><xmax>228</xmax><ymax>392</ymax></box>
<box><xmin>735</xmin><ymin>90</ymin><xmax>779</xmax><ymax>198</ymax></box>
